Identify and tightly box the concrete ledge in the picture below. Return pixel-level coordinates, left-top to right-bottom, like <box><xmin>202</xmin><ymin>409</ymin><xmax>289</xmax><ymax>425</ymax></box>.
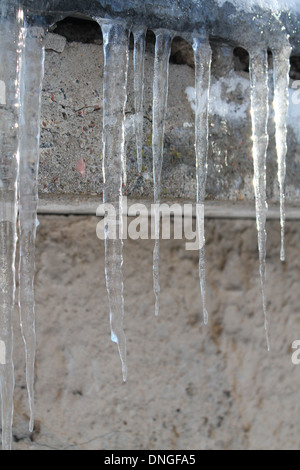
<box><xmin>24</xmin><ymin>1</ymin><xmax>300</xmax><ymax>53</ymax></box>
<box><xmin>37</xmin><ymin>194</ymin><xmax>300</xmax><ymax>220</ymax></box>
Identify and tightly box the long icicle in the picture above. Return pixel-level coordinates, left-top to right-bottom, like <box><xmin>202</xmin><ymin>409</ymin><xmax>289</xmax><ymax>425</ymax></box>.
<box><xmin>152</xmin><ymin>30</ymin><xmax>173</xmax><ymax>317</ymax></box>
<box><xmin>249</xmin><ymin>49</ymin><xmax>270</xmax><ymax>351</ymax></box>
<box><xmin>272</xmin><ymin>43</ymin><xmax>291</xmax><ymax>262</ymax></box>
<box><xmin>0</xmin><ymin>2</ymin><xmax>22</xmax><ymax>450</ymax></box>
<box><xmin>18</xmin><ymin>24</ymin><xmax>45</xmax><ymax>433</ymax></box>
<box><xmin>193</xmin><ymin>35</ymin><xmax>212</xmax><ymax>326</ymax></box>
<box><xmin>133</xmin><ymin>27</ymin><xmax>146</xmax><ymax>173</ymax></box>
<box><xmin>97</xmin><ymin>19</ymin><xmax>129</xmax><ymax>382</ymax></box>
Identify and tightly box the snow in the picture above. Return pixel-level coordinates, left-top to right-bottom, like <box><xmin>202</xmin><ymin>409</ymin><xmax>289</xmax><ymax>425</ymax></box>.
<box><xmin>216</xmin><ymin>0</ymin><xmax>300</xmax><ymax>13</ymax></box>
<box><xmin>186</xmin><ymin>72</ymin><xmax>300</xmax><ymax>146</ymax></box>
<box><xmin>186</xmin><ymin>72</ymin><xmax>250</xmax><ymax>121</ymax></box>
<box><xmin>288</xmin><ymin>84</ymin><xmax>300</xmax><ymax>142</ymax></box>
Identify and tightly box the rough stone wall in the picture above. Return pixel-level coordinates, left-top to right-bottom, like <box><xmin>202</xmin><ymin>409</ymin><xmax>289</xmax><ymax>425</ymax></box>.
<box><xmin>11</xmin><ymin>216</ymin><xmax>300</xmax><ymax>450</ymax></box>
<box><xmin>39</xmin><ymin>21</ymin><xmax>300</xmax><ymax>205</ymax></box>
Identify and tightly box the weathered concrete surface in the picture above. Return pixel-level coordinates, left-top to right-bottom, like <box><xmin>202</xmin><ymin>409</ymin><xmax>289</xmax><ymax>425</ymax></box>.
<box><xmin>39</xmin><ymin>30</ymin><xmax>300</xmax><ymax>208</ymax></box>
<box><xmin>10</xmin><ymin>215</ymin><xmax>300</xmax><ymax>450</ymax></box>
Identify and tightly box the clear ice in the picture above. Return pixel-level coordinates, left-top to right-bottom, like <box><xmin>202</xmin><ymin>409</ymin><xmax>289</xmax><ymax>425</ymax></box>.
<box><xmin>97</xmin><ymin>19</ymin><xmax>130</xmax><ymax>382</ymax></box>
<box><xmin>272</xmin><ymin>43</ymin><xmax>291</xmax><ymax>262</ymax></box>
<box><xmin>249</xmin><ymin>49</ymin><xmax>271</xmax><ymax>351</ymax></box>
<box><xmin>0</xmin><ymin>1</ymin><xmax>295</xmax><ymax>450</ymax></box>
<box><xmin>0</xmin><ymin>1</ymin><xmax>22</xmax><ymax>450</ymax></box>
<box><xmin>18</xmin><ymin>24</ymin><xmax>45</xmax><ymax>433</ymax></box>
<box><xmin>133</xmin><ymin>27</ymin><xmax>146</xmax><ymax>173</ymax></box>
<box><xmin>193</xmin><ymin>35</ymin><xmax>212</xmax><ymax>325</ymax></box>
<box><xmin>152</xmin><ymin>29</ymin><xmax>173</xmax><ymax>317</ymax></box>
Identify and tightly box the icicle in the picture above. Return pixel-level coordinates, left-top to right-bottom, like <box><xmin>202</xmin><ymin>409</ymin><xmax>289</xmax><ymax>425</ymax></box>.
<box><xmin>272</xmin><ymin>43</ymin><xmax>291</xmax><ymax>262</ymax></box>
<box><xmin>0</xmin><ymin>2</ymin><xmax>22</xmax><ymax>450</ymax></box>
<box><xmin>133</xmin><ymin>27</ymin><xmax>146</xmax><ymax>173</ymax></box>
<box><xmin>193</xmin><ymin>35</ymin><xmax>212</xmax><ymax>326</ymax></box>
<box><xmin>96</xmin><ymin>19</ymin><xmax>129</xmax><ymax>382</ymax></box>
<box><xmin>249</xmin><ymin>49</ymin><xmax>270</xmax><ymax>351</ymax></box>
<box><xmin>152</xmin><ymin>30</ymin><xmax>173</xmax><ymax>317</ymax></box>
<box><xmin>18</xmin><ymin>25</ymin><xmax>45</xmax><ymax>433</ymax></box>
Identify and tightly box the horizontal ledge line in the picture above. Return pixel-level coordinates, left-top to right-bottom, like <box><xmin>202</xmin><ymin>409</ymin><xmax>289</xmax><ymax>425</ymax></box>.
<box><xmin>37</xmin><ymin>196</ymin><xmax>300</xmax><ymax>220</ymax></box>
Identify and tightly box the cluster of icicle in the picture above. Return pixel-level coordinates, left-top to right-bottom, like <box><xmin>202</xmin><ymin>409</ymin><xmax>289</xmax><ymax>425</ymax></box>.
<box><xmin>0</xmin><ymin>2</ymin><xmax>292</xmax><ymax>450</ymax></box>
<box><xmin>0</xmin><ymin>1</ymin><xmax>44</xmax><ymax>449</ymax></box>
<box><xmin>98</xmin><ymin>17</ymin><xmax>291</xmax><ymax>377</ymax></box>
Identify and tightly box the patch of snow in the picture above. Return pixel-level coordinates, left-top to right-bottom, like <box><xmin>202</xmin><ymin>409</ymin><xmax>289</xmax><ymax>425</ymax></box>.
<box><xmin>288</xmin><ymin>83</ymin><xmax>300</xmax><ymax>143</ymax></box>
<box><xmin>186</xmin><ymin>71</ymin><xmax>250</xmax><ymax>121</ymax></box>
<box><xmin>215</xmin><ymin>0</ymin><xmax>300</xmax><ymax>13</ymax></box>
<box><xmin>186</xmin><ymin>73</ymin><xmax>300</xmax><ymax>143</ymax></box>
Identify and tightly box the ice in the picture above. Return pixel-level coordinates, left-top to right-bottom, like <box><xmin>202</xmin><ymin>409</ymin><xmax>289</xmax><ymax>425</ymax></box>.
<box><xmin>272</xmin><ymin>43</ymin><xmax>291</xmax><ymax>262</ymax></box>
<box><xmin>18</xmin><ymin>24</ymin><xmax>45</xmax><ymax>433</ymax></box>
<box><xmin>216</xmin><ymin>0</ymin><xmax>300</xmax><ymax>13</ymax></box>
<box><xmin>249</xmin><ymin>49</ymin><xmax>271</xmax><ymax>351</ymax></box>
<box><xmin>0</xmin><ymin>1</ymin><xmax>294</xmax><ymax>448</ymax></box>
<box><xmin>193</xmin><ymin>35</ymin><xmax>212</xmax><ymax>325</ymax></box>
<box><xmin>97</xmin><ymin>19</ymin><xmax>130</xmax><ymax>382</ymax></box>
<box><xmin>0</xmin><ymin>1</ymin><xmax>22</xmax><ymax>450</ymax></box>
<box><xmin>133</xmin><ymin>27</ymin><xmax>146</xmax><ymax>173</ymax></box>
<box><xmin>152</xmin><ymin>29</ymin><xmax>173</xmax><ymax>317</ymax></box>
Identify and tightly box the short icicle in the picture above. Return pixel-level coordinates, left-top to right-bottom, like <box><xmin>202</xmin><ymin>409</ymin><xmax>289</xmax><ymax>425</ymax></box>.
<box><xmin>152</xmin><ymin>29</ymin><xmax>173</xmax><ymax>317</ymax></box>
<box><xmin>272</xmin><ymin>43</ymin><xmax>291</xmax><ymax>262</ymax></box>
<box><xmin>0</xmin><ymin>2</ymin><xmax>22</xmax><ymax>450</ymax></box>
<box><xmin>249</xmin><ymin>49</ymin><xmax>271</xmax><ymax>351</ymax></box>
<box><xmin>193</xmin><ymin>35</ymin><xmax>212</xmax><ymax>326</ymax></box>
<box><xmin>97</xmin><ymin>19</ymin><xmax>130</xmax><ymax>382</ymax></box>
<box><xmin>18</xmin><ymin>24</ymin><xmax>45</xmax><ymax>433</ymax></box>
<box><xmin>133</xmin><ymin>27</ymin><xmax>146</xmax><ymax>173</ymax></box>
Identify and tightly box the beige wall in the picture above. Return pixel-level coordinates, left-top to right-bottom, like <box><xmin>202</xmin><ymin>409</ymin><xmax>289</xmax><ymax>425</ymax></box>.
<box><xmin>11</xmin><ymin>215</ymin><xmax>300</xmax><ymax>450</ymax></box>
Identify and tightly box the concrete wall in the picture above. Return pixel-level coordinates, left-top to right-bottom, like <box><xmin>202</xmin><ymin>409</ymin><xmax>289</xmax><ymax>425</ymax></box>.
<box><xmin>11</xmin><ymin>216</ymin><xmax>300</xmax><ymax>450</ymax></box>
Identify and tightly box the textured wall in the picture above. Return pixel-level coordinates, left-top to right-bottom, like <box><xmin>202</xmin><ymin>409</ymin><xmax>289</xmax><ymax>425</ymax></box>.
<box><xmin>39</xmin><ymin>26</ymin><xmax>300</xmax><ymax>208</ymax></box>
<box><xmin>11</xmin><ymin>215</ymin><xmax>300</xmax><ymax>450</ymax></box>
